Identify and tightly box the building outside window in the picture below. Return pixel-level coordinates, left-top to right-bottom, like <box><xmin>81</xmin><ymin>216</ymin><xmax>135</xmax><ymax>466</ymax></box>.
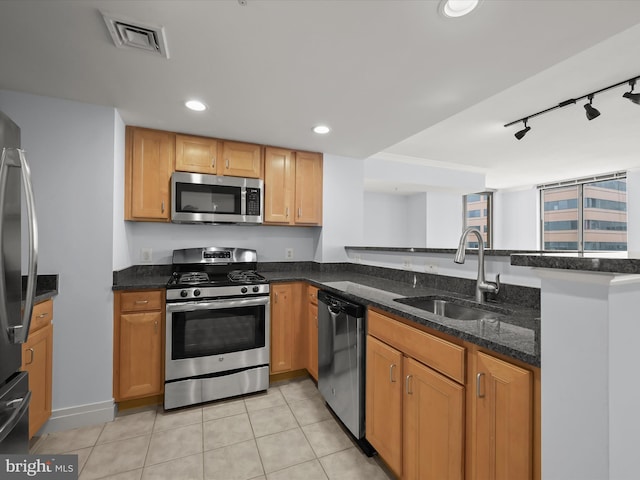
<box><xmin>540</xmin><ymin>174</ymin><xmax>627</xmax><ymax>251</ymax></box>
<box><xmin>463</xmin><ymin>192</ymin><xmax>493</xmax><ymax>248</ymax></box>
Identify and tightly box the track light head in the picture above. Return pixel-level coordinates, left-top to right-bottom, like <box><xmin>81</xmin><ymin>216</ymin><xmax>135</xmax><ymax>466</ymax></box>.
<box><xmin>514</xmin><ymin>119</ymin><xmax>530</xmax><ymax>140</ymax></box>
<box><xmin>584</xmin><ymin>95</ymin><xmax>600</xmax><ymax>120</ymax></box>
<box><xmin>623</xmin><ymin>80</ymin><xmax>640</xmax><ymax>105</ymax></box>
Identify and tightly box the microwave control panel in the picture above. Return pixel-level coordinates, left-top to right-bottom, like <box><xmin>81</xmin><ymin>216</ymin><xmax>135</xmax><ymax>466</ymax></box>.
<box><xmin>246</xmin><ymin>188</ymin><xmax>261</xmax><ymax>215</ymax></box>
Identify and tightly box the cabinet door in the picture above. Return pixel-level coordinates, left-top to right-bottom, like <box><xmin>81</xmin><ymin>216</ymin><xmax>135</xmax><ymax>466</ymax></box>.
<box><xmin>475</xmin><ymin>352</ymin><xmax>533</xmax><ymax>480</ymax></box>
<box><xmin>264</xmin><ymin>147</ymin><xmax>294</xmax><ymax>224</ymax></box>
<box><xmin>126</xmin><ymin>127</ymin><xmax>174</xmax><ymax>221</ymax></box>
<box><xmin>118</xmin><ymin>311</ymin><xmax>163</xmax><ymax>400</ymax></box>
<box><xmin>294</xmin><ymin>151</ymin><xmax>322</xmax><ymax>225</ymax></box>
<box><xmin>307</xmin><ymin>299</ymin><xmax>318</xmax><ymax>381</ymax></box>
<box><xmin>403</xmin><ymin>357</ymin><xmax>464</xmax><ymax>480</ymax></box>
<box><xmin>22</xmin><ymin>322</ymin><xmax>52</xmax><ymax>438</ymax></box>
<box><xmin>220</xmin><ymin>141</ymin><xmax>262</xmax><ymax>178</ymax></box>
<box><xmin>366</xmin><ymin>335</ymin><xmax>403</xmax><ymax>477</ymax></box>
<box><xmin>175</xmin><ymin>134</ymin><xmax>219</xmax><ymax>174</ymax></box>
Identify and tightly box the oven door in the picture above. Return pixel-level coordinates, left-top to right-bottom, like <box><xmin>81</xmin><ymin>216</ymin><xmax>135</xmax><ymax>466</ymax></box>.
<box><xmin>165</xmin><ymin>296</ymin><xmax>270</xmax><ymax>381</ymax></box>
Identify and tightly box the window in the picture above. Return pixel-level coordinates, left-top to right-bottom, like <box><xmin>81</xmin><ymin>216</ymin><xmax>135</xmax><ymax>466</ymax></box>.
<box><xmin>463</xmin><ymin>192</ymin><xmax>493</xmax><ymax>248</ymax></box>
<box><xmin>540</xmin><ymin>173</ymin><xmax>627</xmax><ymax>252</ymax></box>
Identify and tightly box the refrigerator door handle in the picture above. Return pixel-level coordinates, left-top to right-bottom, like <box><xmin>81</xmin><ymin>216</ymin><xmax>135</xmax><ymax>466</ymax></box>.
<box><xmin>0</xmin><ymin>390</ymin><xmax>31</xmax><ymax>444</ymax></box>
<box><xmin>0</xmin><ymin>148</ymin><xmax>11</xmax><ymax>343</ymax></box>
<box><xmin>11</xmin><ymin>149</ymin><xmax>38</xmax><ymax>344</ymax></box>
<box><xmin>0</xmin><ymin>149</ymin><xmax>38</xmax><ymax>344</ymax></box>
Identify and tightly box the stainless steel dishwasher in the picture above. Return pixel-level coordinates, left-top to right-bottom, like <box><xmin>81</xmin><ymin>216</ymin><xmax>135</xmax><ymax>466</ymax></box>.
<box><xmin>318</xmin><ymin>290</ymin><xmax>372</xmax><ymax>452</ymax></box>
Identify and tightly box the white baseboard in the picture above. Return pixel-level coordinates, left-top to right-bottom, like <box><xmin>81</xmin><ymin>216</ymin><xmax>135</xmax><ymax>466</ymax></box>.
<box><xmin>37</xmin><ymin>400</ymin><xmax>116</xmax><ymax>435</ymax></box>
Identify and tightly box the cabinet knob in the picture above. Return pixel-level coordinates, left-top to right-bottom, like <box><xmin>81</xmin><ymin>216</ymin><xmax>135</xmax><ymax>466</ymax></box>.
<box><xmin>161</xmin><ymin>200</ymin><xmax>165</xmax><ymax>213</ymax></box>
<box><xmin>389</xmin><ymin>364</ymin><xmax>397</xmax><ymax>383</ymax></box>
<box><xmin>406</xmin><ymin>374</ymin><xmax>413</xmax><ymax>395</ymax></box>
<box><xmin>135</xmin><ymin>300</ymin><xmax>149</xmax><ymax>305</ymax></box>
<box><xmin>37</xmin><ymin>312</ymin><xmax>49</xmax><ymax>319</ymax></box>
<box><xmin>26</xmin><ymin>347</ymin><xmax>34</xmax><ymax>365</ymax></box>
<box><xmin>154</xmin><ymin>320</ymin><xmax>158</xmax><ymax>333</ymax></box>
<box><xmin>476</xmin><ymin>372</ymin><xmax>485</xmax><ymax>398</ymax></box>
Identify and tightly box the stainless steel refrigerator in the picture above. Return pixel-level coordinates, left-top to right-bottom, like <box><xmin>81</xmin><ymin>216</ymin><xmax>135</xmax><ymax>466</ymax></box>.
<box><xmin>0</xmin><ymin>110</ymin><xmax>38</xmax><ymax>453</ymax></box>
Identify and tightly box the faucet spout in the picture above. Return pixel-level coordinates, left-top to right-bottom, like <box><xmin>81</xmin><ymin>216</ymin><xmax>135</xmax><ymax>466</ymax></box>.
<box><xmin>454</xmin><ymin>227</ymin><xmax>499</xmax><ymax>303</ymax></box>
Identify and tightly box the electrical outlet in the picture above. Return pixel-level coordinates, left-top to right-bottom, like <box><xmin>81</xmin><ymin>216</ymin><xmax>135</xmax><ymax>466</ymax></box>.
<box><xmin>285</xmin><ymin>248</ymin><xmax>294</xmax><ymax>260</ymax></box>
<box><xmin>425</xmin><ymin>263</ymin><xmax>438</xmax><ymax>274</ymax></box>
<box><xmin>402</xmin><ymin>258</ymin><xmax>412</xmax><ymax>270</ymax></box>
<box><xmin>141</xmin><ymin>248</ymin><xmax>152</xmax><ymax>262</ymax></box>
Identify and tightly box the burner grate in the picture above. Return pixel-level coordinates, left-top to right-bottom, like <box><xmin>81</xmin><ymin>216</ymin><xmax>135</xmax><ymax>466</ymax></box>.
<box><xmin>228</xmin><ymin>270</ymin><xmax>266</xmax><ymax>283</ymax></box>
<box><xmin>178</xmin><ymin>272</ymin><xmax>210</xmax><ymax>284</ymax></box>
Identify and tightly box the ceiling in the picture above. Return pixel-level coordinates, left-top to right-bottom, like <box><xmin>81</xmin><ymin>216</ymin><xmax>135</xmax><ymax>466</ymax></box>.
<box><xmin>1</xmin><ymin>0</ymin><xmax>640</xmax><ymax>190</ymax></box>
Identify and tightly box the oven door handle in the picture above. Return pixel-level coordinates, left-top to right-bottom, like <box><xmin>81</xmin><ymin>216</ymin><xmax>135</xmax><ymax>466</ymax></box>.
<box><xmin>166</xmin><ymin>296</ymin><xmax>270</xmax><ymax>313</ymax></box>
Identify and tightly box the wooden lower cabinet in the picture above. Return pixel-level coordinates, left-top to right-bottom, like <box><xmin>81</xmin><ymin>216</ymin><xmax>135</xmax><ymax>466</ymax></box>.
<box><xmin>270</xmin><ymin>282</ymin><xmax>305</xmax><ymax>374</ymax></box>
<box><xmin>471</xmin><ymin>351</ymin><xmax>533</xmax><ymax>480</ymax></box>
<box><xmin>366</xmin><ymin>334</ymin><xmax>464</xmax><ymax>480</ymax></box>
<box><xmin>113</xmin><ymin>290</ymin><xmax>164</xmax><ymax>401</ymax></box>
<box><xmin>403</xmin><ymin>356</ymin><xmax>464</xmax><ymax>480</ymax></box>
<box><xmin>306</xmin><ymin>285</ymin><xmax>319</xmax><ymax>381</ymax></box>
<box><xmin>22</xmin><ymin>312</ymin><xmax>53</xmax><ymax>439</ymax></box>
<box><xmin>366</xmin><ymin>335</ymin><xmax>403</xmax><ymax>476</ymax></box>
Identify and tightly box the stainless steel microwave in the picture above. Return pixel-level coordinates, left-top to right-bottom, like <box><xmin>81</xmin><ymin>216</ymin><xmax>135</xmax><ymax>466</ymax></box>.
<box><xmin>171</xmin><ymin>172</ymin><xmax>263</xmax><ymax>224</ymax></box>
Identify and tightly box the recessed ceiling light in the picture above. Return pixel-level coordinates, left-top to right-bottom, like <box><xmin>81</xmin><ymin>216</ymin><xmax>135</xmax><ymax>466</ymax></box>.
<box><xmin>313</xmin><ymin>125</ymin><xmax>331</xmax><ymax>134</ymax></box>
<box><xmin>185</xmin><ymin>100</ymin><xmax>207</xmax><ymax>112</ymax></box>
<box><xmin>439</xmin><ymin>0</ymin><xmax>481</xmax><ymax>18</ymax></box>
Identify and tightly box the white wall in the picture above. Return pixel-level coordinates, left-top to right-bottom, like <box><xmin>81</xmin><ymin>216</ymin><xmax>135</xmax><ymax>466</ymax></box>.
<box><xmin>0</xmin><ymin>90</ymin><xmax>116</xmax><ymax>424</ymax></box>
<box><xmin>318</xmin><ymin>154</ymin><xmax>365</xmax><ymax>262</ymax></box>
<box><xmin>363</xmin><ymin>192</ymin><xmax>411</xmax><ymax>246</ymax></box>
<box><xmin>493</xmin><ymin>187</ymin><xmax>539</xmax><ymax>250</ymax></box>
<box><xmin>407</xmin><ymin>193</ymin><xmax>427</xmax><ymax>246</ymax></box>
<box><xmin>426</xmin><ymin>191</ymin><xmax>463</xmax><ymax>248</ymax></box>
<box><xmin>126</xmin><ymin>222</ymin><xmax>320</xmax><ymax>264</ymax></box>
<box><xmin>112</xmin><ymin>111</ymin><xmax>129</xmax><ymax>270</ymax></box>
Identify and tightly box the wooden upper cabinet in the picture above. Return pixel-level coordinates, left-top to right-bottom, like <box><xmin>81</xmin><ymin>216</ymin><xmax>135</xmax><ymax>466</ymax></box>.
<box><xmin>125</xmin><ymin>127</ymin><xmax>174</xmax><ymax>221</ymax></box>
<box><xmin>175</xmin><ymin>134</ymin><xmax>219</xmax><ymax>174</ymax></box>
<box><xmin>473</xmin><ymin>352</ymin><xmax>533</xmax><ymax>480</ymax></box>
<box><xmin>294</xmin><ymin>151</ymin><xmax>322</xmax><ymax>225</ymax></box>
<box><xmin>264</xmin><ymin>147</ymin><xmax>295</xmax><ymax>224</ymax></box>
<box><xmin>220</xmin><ymin>141</ymin><xmax>262</xmax><ymax>178</ymax></box>
<box><xmin>264</xmin><ymin>148</ymin><xmax>322</xmax><ymax>226</ymax></box>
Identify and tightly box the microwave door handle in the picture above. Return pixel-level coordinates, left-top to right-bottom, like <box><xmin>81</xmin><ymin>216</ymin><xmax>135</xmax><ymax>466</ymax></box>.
<box><xmin>10</xmin><ymin>149</ymin><xmax>38</xmax><ymax>344</ymax></box>
<box><xmin>0</xmin><ymin>149</ymin><xmax>10</xmax><ymax>343</ymax></box>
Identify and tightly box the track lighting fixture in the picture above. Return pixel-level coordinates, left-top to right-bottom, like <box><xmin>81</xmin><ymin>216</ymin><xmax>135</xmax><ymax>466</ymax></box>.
<box><xmin>505</xmin><ymin>73</ymin><xmax>640</xmax><ymax>139</ymax></box>
<box><xmin>514</xmin><ymin>119</ymin><xmax>530</xmax><ymax>140</ymax></box>
<box><xmin>584</xmin><ymin>95</ymin><xmax>600</xmax><ymax>121</ymax></box>
<box><xmin>623</xmin><ymin>79</ymin><xmax>640</xmax><ymax>105</ymax></box>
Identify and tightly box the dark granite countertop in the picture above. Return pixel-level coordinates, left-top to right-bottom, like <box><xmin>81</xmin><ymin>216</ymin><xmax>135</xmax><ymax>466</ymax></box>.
<box><xmin>22</xmin><ymin>274</ymin><xmax>59</xmax><ymax>304</ymax></box>
<box><xmin>262</xmin><ymin>270</ymin><xmax>540</xmax><ymax>367</ymax></box>
<box><xmin>112</xmin><ymin>263</ymin><xmax>540</xmax><ymax>367</ymax></box>
<box><xmin>511</xmin><ymin>252</ymin><xmax>640</xmax><ymax>274</ymax></box>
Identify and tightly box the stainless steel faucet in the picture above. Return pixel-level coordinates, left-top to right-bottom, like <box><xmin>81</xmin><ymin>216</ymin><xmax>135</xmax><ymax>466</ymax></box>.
<box><xmin>454</xmin><ymin>227</ymin><xmax>500</xmax><ymax>304</ymax></box>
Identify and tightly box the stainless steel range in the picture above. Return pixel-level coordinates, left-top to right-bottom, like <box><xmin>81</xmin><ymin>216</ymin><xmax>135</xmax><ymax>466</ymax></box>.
<box><xmin>164</xmin><ymin>247</ymin><xmax>270</xmax><ymax>409</ymax></box>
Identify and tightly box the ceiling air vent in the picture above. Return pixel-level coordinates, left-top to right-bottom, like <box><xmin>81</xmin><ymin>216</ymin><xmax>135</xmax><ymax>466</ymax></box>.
<box><xmin>101</xmin><ymin>11</ymin><xmax>169</xmax><ymax>59</ymax></box>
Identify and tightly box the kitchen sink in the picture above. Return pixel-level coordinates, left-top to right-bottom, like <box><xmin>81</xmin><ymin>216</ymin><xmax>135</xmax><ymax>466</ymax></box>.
<box><xmin>393</xmin><ymin>295</ymin><xmax>508</xmax><ymax>321</ymax></box>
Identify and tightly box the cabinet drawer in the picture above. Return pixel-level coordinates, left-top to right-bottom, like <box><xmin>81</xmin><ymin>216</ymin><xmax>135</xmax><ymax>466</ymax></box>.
<box><xmin>368</xmin><ymin>309</ymin><xmax>465</xmax><ymax>384</ymax></box>
<box><xmin>30</xmin><ymin>299</ymin><xmax>53</xmax><ymax>333</ymax></box>
<box><xmin>120</xmin><ymin>291</ymin><xmax>163</xmax><ymax>312</ymax></box>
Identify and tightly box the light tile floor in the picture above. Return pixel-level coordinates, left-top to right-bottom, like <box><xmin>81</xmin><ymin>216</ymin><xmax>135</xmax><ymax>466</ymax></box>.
<box><xmin>32</xmin><ymin>377</ymin><xmax>396</xmax><ymax>480</ymax></box>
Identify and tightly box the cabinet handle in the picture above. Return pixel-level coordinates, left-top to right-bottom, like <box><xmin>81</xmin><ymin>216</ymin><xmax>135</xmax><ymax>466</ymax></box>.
<box><xmin>285</xmin><ymin>207</ymin><xmax>289</xmax><ymax>218</ymax></box>
<box><xmin>389</xmin><ymin>364</ymin><xmax>396</xmax><ymax>383</ymax></box>
<box><xmin>298</xmin><ymin>207</ymin><xmax>301</xmax><ymax>218</ymax></box>
<box><xmin>26</xmin><ymin>348</ymin><xmax>34</xmax><ymax>365</ymax></box>
<box><xmin>274</xmin><ymin>292</ymin><xmax>278</xmax><ymax>303</ymax></box>
<box><xmin>406</xmin><ymin>374</ymin><xmax>413</xmax><ymax>395</ymax></box>
<box><xmin>225</xmin><ymin>159</ymin><xmax>229</xmax><ymax>169</ymax></box>
<box><xmin>212</xmin><ymin>158</ymin><xmax>216</xmax><ymax>168</ymax></box>
<box><xmin>135</xmin><ymin>300</ymin><xmax>149</xmax><ymax>305</ymax></box>
<box><xmin>161</xmin><ymin>200</ymin><xmax>165</xmax><ymax>213</ymax></box>
<box><xmin>476</xmin><ymin>372</ymin><xmax>485</xmax><ymax>398</ymax></box>
<box><xmin>154</xmin><ymin>320</ymin><xmax>158</xmax><ymax>333</ymax></box>
<box><xmin>37</xmin><ymin>312</ymin><xmax>49</xmax><ymax>319</ymax></box>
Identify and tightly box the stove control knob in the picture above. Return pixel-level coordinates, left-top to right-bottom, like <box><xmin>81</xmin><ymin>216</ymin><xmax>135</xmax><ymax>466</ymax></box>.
<box><xmin>252</xmin><ymin>286</ymin><xmax>260</xmax><ymax>293</ymax></box>
<box><xmin>241</xmin><ymin>287</ymin><xmax>248</xmax><ymax>294</ymax></box>
<box><xmin>193</xmin><ymin>289</ymin><xmax>201</xmax><ymax>297</ymax></box>
<box><xmin>180</xmin><ymin>290</ymin><xmax>188</xmax><ymax>298</ymax></box>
